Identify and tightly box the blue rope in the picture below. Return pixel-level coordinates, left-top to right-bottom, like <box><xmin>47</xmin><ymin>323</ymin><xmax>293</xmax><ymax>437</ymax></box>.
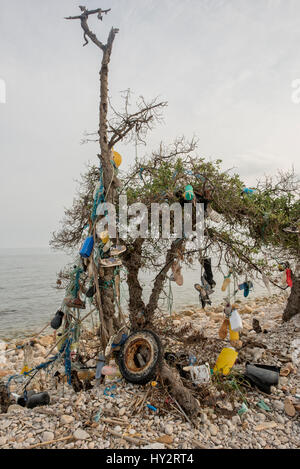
<box><xmin>64</xmin><ymin>338</ymin><xmax>72</xmax><ymax>385</ymax></box>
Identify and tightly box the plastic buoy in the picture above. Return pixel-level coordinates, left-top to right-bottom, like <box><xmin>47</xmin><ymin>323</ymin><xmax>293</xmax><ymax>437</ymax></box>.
<box><xmin>112</xmin><ymin>150</ymin><xmax>122</xmax><ymax>168</ymax></box>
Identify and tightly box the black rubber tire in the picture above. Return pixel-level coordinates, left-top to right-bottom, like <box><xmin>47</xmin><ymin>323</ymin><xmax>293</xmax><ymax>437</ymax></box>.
<box><xmin>118</xmin><ymin>330</ymin><xmax>163</xmax><ymax>385</ymax></box>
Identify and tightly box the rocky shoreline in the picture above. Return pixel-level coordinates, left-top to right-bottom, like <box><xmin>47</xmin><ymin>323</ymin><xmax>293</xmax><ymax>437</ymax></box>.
<box><xmin>0</xmin><ymin>293</ymin><xmax>299</xmax><ymax>450</ymax></box>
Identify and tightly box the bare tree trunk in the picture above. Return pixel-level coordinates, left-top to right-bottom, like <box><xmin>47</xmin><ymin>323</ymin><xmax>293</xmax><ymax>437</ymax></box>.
<box><xmin>66</xmin><ymin>8</ymin><xmax>120</xmax><ymax>349</ymax></box>
<box><xmin>98</xmin><ymin>44</ymin><xmax>121</xmax><ymax>344</ymax></box>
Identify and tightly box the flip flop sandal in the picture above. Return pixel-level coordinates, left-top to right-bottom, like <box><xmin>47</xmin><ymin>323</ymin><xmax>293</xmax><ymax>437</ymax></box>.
<box><xmin>262</xmin><ymin>273</ymin><xmax>271</xmax><ymax>295</ymax></box>
<box><xmin>110</xmin><ymin>245</ymin><xmax>126</xmax><ymax>256</ymax></box>
<box><xmin>203</xmin><ymin>258</ymin><xmax>216</xmax><ymax>288</ymax></box>
<box><xmin>172</xmin><ymin>261</ymin><xmax>183</xmax><ymax>286</ymax></box>
<box><xmin>283</xmin><ymin>225</ymin><xmax>300</xmax><ymax>234</ymax></box>
<box><xmin>243</xmin><ymin>281</ymin><xmax>253</xmax><ymax>297</ymax></box>
<box><xmin>221</xmin><ymin>277</ymin><xmax>231</xmax><ymax>292</ymax></box>
<box><xmin>102</xmin><ymin>240</ymin><xmax>112</xmax><ymax>253</ymax></box>
<box><xmin>219</xmin><ymin>318</ymin><xmax>229</xmax><ymax>339</ymax></box>
<box><xmin>201</xmin><ymin>275</ymin><xmax>214</xmax><ymax>295</ymax></box>
<box><xmin>286</xmin><ymin>269</ymin><xmax>293</xmax><ymax>287</ymax></box>
<box><xmin>206</xmin><ymin>205</ymin><xmax>222</xmax><ymax>223</ymax></box>
<box><xmin>99</xmin><ymin>257</ymin><xmax>122</xmax><ymax>268</ymax></box>
<box><xmin>194</xmin><ymin>283</ymin><xmax>206</xmax><ymax>295</ymax></box>
<box><xmin>64</xmin><ymin>297</ymin><xmax>86</xmax><ymax>309</ymax></box>
<box><xmin>195</xmin><ymin>284</ymin><xmax>211</xmax><ymax>308</ymax></box>
<box><xmin>176</xmin><ymin>272</ymin><xmax>184</xmax><ymax>286</ymax></box>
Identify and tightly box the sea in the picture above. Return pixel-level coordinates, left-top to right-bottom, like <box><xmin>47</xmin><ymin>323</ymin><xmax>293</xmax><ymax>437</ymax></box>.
<box><xmin>0</xmin><ymin>248</ymin><xmax>274</xmax><ymax>340</ymax></box>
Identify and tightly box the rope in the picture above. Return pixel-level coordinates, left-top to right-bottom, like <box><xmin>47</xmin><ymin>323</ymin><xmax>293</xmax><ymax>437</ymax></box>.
<box><xmin>167</xmin><ymin>278</ymin><xmax>173</xmax><ymax>315</ymax></box>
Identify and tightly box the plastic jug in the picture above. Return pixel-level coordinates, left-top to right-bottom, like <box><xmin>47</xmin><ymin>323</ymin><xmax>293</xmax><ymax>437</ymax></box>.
<box><xmin>213</xmin><ymin>347</ymin><xmax>238</xmax><ymax>376</ymax></box>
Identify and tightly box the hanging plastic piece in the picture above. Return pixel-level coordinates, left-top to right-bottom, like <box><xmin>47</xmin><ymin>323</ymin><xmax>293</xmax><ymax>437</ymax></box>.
<box><xmin>79</xmin><ymin>236</ymin><xmax>94</xmax><ymax>258</ymax></box>
<box><xmin>50</xmin><ymin>310</ymin><xmax>64</xmax><ymax>330</ymax></box>
<box><xmin>221</xmin><ymin>270</ymin><xmax>232</xmax><ymax>292</ymax></box>
<box><xmin>206</xmin><ymin>204</ymin><xmax>222</xmax><ymax>223</ymax></box>
<box><xmin>184</xmin><ymin>185</ymin><xmax>194</xmax><ymax>201</ymax></box>
<box><xmin>219</xmin><ymin>318</ymin><xmax>229</xmax><ymax>339</ymax></box>
<box><xmin>112</xmin><ymin>149</ymin><xmax>122</xmax><ymax>168</ymax></box>
<box><xmin>286</xmin><ymin>269</ymin><xmax>293</xmax><ymax>287</ymax></box>
<box><xmin>229</xmin><ymin>309</ymin><xmax>243</xmax><ymax>332</ymax></box>
<box><xmin>262</xmin><ymin>273</ymin><xmax>271</xmax><ymax>295</ymax></box>
<box><xmin>21</xmin><ymin>343</ymin><xmax>33</xmax><ymax>375</ymax></box>
<box><xmin>242</xmin><ymin>187</ymin><xmax>257</xmax><ymax>195</ymax></box>
<box><xmin>229</xmin><ymin>323</ymin><xmax>240</xmax><ymax>341</ymax></box>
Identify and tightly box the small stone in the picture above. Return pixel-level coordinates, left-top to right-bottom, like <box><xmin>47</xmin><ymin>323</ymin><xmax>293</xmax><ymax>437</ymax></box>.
<box><xmin>42</xmin><ymin>431</ymin><xmax>54</xmax><ymax>442</ymax></box>
<box><xmin>0</xmin><ymin>437</ymin><xmax>7</xmax><ymax>445</ymax></box>
<box><xmin>284</xmin><ymin>398</ymin><xmax>296</xmax><ymax>417</ymax></box>
<box><xmin>232</xmin><ymin>416</ymin><xmax>241</xmax><ymax>425</ymax></box>
<box><xmin>7</xmin><ymin>404</ymin><xmax>26</xmax><ymax>414</ymax></box>
<box><xmin>61</xmin><ymin>415</ymin><xmax>74</xmax><ymax>425</ymax></box>
<box><xmin>164</xmin><ymin>424</ymin><xmax>173</xmax><ymax>435</ymax></box>
<box><xmin>209</xmin><ymin>424</ymin><xmax>218</xmax><ymax>436</ymax></box>
<box><xmin>73</xmin><ymin>429</ymin><xmax>90</xmax><ymax>440</ymax></box>
<box><xmin>38</xmin><ymin>336</ymin><xmax>53</xmax><ymax>347</ymax></box>
<box><xmin>273</xmin><ymin>401</ymin><xmax>284</xmax><ymax>412</ymax></box>
<box><xmin>114</xmin><ymin>426</ymin><xmax>122</xmax><ymax>433</ymax></box>
<box><xmin>119</xmin><ymin>407</ymin><xmax>126</xmax><ymax>417</ymax></box>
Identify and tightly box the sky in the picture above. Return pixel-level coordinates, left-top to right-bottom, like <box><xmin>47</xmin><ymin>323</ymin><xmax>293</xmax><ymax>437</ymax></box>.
<box><xmin>0</xmin><ymin>0</ymin><xmax>299</xmax><ymax>248</ymax></box>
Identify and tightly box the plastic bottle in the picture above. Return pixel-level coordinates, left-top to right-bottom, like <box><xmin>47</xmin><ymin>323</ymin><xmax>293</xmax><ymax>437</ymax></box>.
<box><xmin>213</xmin><ymin>347</ymin><xmax>238</xmax><ymax>376</ymax></box>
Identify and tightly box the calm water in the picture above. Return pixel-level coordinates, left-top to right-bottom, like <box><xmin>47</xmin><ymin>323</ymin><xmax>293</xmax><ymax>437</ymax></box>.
<box><xmin>0</xmin><ymin>248</ymin><xmax>272</xmax><ymax>340</ymax></box>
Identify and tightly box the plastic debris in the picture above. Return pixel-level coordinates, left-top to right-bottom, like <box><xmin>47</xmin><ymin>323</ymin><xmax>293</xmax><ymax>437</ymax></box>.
<box><xmin>257</xmin><ymin>400</ymin><xmax>271</xmax><ymax>412</ymax></box>
<box><xmin>103</xmin><ymin>384</ymin><xmax>116</xmax><ymax>397</ymax></box>
<box><xmin>147</xmin><ymin>404</ymin><xmax>157</xmax><ymax>412</ymax></box>
<box><xmin>238</xmin><ymin>402</ymin><xmax>248</xmax><ymax>415</ymax></box>
<box><xmin>213</xmin><ymin>347</ymin><xmax>238</xmax><ymax>376</ymax></box>
<box><xmin>229</xmin><ymin>309</ymin><xmax>243</xmax><ymax>332</ymax></box>
<box><xmin>188</xmin><ymin>355</ymin><xmax>197</xmax><ymax>365</ymax></box>
<box><xmin>244</xmin><ymin>363</ymin><xmax>280</xmax><ymax>394</ymax></box>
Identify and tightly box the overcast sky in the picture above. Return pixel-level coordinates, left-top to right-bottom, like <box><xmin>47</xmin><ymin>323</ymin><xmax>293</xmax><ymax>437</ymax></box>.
<box><xmin>0</xmin><ymin>0</ymin><xmax>299</xmax><ymax>248</ymax></box>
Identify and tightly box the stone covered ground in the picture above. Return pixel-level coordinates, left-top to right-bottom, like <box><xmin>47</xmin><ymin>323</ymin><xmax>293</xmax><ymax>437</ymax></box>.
<box><xmin>0</xmin><ymin>293</ymin><xmax>299</xmax><ymax>450</ymax></box>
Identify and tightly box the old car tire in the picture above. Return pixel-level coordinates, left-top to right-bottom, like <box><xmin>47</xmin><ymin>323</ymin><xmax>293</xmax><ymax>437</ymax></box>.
<box><xmin>118</xmin><ymin>330</ymin><xmax>163</xmax><ymax>385</ymax></box>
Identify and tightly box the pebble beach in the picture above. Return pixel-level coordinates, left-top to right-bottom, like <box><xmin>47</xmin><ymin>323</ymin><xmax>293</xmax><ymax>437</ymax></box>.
<box><xmin>0</xmin><ymin>293</ymin><xmax>299</xmax><ymax>450</ymax></box>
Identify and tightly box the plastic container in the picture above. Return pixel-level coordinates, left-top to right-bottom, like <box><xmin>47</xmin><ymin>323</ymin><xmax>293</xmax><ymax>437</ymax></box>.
<box><xmin>184</xmin><ymin>185</ymin><xmax>194</xmax><ymax>201</ymax></box>
<box><xmin>79</xmin><ymin>236</ymin><xmax>94</xmax><ymax>258</ymax></box>
<box><xmin>229</xmin><ymin>323</ymin><xmax>239</xmax><ymax>341</ymax></box>
<box><xmin>190</xmin><ymin>363</ymin><xmax>211</xmax><ymax>384</ymax></box>
<box><xmin>50</xmin><ymin>310</ymin><xmax>64</xmax><ymax>330</ymax></box>
<box><xmin>213</xmin><ymin>347</ymin><xmax>238</xmax><ymax>376</ymax></box>
<box><xmin>26</xmin><ymin>392</ymin><xmax>50</xmax><ymax>409</ymax></box>
<box><xmin>229</xmin><ymin>309</ymin><xmax>243</xmax><ymax>332</ymax></box>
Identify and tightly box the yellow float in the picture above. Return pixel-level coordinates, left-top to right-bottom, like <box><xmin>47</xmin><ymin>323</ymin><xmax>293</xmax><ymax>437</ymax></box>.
<box><xmin>112</xmin><ymin>149</ymin><xmax>122</xmax><ymax>168</ymax></box>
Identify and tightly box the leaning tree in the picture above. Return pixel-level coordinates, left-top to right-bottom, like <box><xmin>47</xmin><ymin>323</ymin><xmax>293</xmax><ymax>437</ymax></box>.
<box><xmin>51</xmin><ymin>6</ymin><xmax>299</xmax><ymax>414</ymax></box>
